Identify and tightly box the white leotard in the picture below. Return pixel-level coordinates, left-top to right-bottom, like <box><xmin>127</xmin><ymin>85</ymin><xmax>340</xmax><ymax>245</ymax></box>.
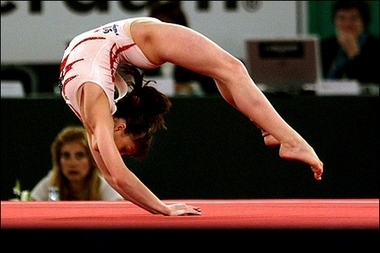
<box><xmin>59</xmin><ymin>17</ymin><xmax>161</xmax><ymax>119</ymax></box>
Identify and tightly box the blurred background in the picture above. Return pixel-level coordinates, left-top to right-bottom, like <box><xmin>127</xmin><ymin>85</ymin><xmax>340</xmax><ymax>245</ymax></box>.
<box><xmin>1</xmin><ymin>1</ymin><xmax>378</xmax><ymax>94</ymax></box>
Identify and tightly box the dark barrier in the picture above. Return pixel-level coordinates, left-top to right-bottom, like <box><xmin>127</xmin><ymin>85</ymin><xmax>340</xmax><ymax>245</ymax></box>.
<box><xmin>1</xmin><ymin>95</ymin><xmax>379</xmax><ymax>200</ymax></box>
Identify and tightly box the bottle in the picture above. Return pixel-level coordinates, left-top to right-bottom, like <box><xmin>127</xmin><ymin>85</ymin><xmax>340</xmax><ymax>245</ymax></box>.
<box><xmin>21</xmin><ymin>190</ymin><xmax>30</xmax><ymax>201</ymax></box>
<box><xmin>48</xmin><ymin>186</ymin><xmax>60</xmax><ymax>201</ymax></box>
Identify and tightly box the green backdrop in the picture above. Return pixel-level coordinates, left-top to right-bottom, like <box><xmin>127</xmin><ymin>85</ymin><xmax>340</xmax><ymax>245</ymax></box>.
<box><xmin>308</xmin><ymin>1</ymin><xmax>379</xmax><ymax>39</ymax></box>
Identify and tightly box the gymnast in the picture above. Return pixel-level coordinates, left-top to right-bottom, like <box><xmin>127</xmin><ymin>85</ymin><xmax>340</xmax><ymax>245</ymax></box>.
<box><xmin>58</xmin><ymin>17</ymin><xmax>323</xmax><ymax>216</ymax></box>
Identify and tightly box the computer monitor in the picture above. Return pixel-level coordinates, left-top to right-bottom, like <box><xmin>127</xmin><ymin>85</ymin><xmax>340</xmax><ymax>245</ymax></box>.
<box><xmin>245</xmin><ymin>36</ymin><xmax>321</xmax><ymax>93</ymax></box>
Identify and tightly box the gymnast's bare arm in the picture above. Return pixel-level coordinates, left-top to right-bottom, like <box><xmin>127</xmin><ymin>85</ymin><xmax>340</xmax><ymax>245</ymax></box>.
<box><xmin>76</xmin><ymin>82</ymin><xmax>201</xmax><ymax>215</ymax></box>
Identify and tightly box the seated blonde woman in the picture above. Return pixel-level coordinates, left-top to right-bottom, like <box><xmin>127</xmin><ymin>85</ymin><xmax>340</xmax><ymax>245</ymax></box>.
<box><xmin>31</xmin><ymin>125</ymin><xmax>123</xmax><ymax>200</ymax></box>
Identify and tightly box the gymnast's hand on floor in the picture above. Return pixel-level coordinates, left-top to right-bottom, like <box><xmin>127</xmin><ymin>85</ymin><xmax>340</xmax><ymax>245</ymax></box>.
<box><xmin>166</xmin><ymin>203</ymin><xmax>202</xmax><ymax>216</ymax></box>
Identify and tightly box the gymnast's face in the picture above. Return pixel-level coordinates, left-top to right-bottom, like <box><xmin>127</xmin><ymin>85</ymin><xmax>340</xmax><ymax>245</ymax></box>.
<box><xmin>113</xmin><ymin>130</ymin><xmax>137</xmax><ymax>156</ymax></box>
<box><xmin>114</xmin><ymin>135</ymin><xmax>137</xmax><ymax>156</ymax></box>
<box><xmin>60</xmin><ymin>141</ymin><xmax>91</xmax><ymax>182</ymax></box>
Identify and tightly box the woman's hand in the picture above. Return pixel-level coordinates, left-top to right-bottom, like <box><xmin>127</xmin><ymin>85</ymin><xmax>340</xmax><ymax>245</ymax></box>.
<box><xmin>336</xmin><ymin>31</ymin><xmax>360</xmax><ymax>58</ymax></box>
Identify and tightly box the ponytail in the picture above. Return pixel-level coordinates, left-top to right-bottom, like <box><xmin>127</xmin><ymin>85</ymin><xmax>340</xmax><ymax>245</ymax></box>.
<box><xmin>113</xmin><ymin>64</ymin><xmax>172</xmax><ymax>159</ymax></box>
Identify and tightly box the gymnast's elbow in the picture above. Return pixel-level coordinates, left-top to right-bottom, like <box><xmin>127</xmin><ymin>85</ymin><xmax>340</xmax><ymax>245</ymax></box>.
<box><xmin>112</xmin><ymin>171</ymin><xmax>140</xmax><ymax>190</ymax></box>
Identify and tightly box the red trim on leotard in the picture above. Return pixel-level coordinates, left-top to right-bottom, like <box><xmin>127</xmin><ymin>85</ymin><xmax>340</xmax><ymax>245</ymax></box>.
<box><xmin>109</xmin><ymin>43</ymin><xmax>136</xmax><ymax>82</ymax></box>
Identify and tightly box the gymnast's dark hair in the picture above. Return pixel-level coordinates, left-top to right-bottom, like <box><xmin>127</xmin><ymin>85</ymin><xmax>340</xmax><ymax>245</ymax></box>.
<box><xmin>113</xmin><ymin>64</ymin><xmax>172</xmax><ymax>160</ymax></box>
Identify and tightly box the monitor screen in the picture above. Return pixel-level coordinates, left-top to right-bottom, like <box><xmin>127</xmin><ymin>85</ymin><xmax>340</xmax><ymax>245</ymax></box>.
<box><xmin>245</xmin><ymin>36</ymin><xmax>321</xmax><ymax>93</ymax></box>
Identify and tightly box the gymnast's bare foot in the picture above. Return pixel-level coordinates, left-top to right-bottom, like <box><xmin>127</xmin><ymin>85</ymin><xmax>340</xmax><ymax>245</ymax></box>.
<box><xmin>261</xmin><ymin>130</ymin><xmax>280</xmax><ymax>147</ymax></box>
<box><xmin>278</xmin><ymin>139</ymin><xmax>323</xmax><ymax>181</ymax></box>
<box><xmin>263</xmin><ymin>134</ymin><xmax>280</xmax><ymax>147</ymax></box>
<box><xmin>257</xmin><ymin>127</ymin><xmax>323</xmax><ymax>180</ymax></box>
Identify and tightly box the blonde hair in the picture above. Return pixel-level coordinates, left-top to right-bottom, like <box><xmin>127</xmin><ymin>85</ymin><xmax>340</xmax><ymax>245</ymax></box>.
<box><xmin>50</xmin><ymin>125</ymin><xmax>101</xmax><ymax>200</ymax></box>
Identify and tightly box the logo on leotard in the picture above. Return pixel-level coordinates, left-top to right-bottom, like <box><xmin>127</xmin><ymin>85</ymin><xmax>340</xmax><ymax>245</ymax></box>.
<box><xmin>102</xmin><ymin>24</ymin><xmax>119</xmax><ymax>36</ymax></box>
